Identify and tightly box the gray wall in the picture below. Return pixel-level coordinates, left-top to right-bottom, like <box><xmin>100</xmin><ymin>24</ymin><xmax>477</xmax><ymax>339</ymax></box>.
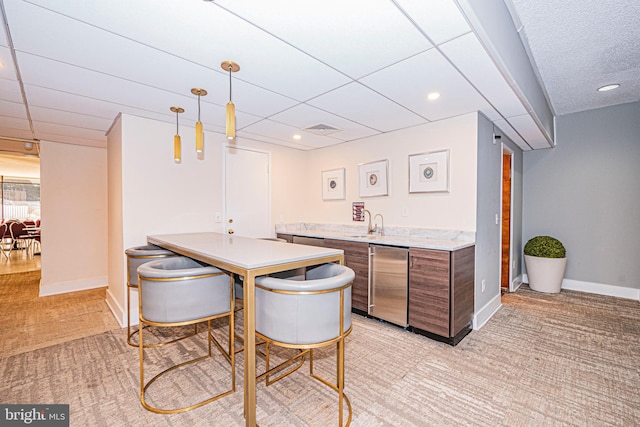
<box><xmin>475</xmin><ymin>113</ymin><xmax>501</xmax><ymax>311</ymax></box>
<box><xmin>523</xmin><ymin>102</ymin><xmax>640</xmax><ymax>289</ymax></box>
<box><xmin>475</xmin><ymin>113</ymin><xmax>524</xmax><ymax>311</ymax></box>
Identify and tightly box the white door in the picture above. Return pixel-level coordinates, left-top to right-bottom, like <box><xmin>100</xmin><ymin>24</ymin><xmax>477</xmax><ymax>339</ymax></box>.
<box><xmin>223</xmin><ymin>146</ymin><xmax>271</xmax><ymax>238</ymax></box>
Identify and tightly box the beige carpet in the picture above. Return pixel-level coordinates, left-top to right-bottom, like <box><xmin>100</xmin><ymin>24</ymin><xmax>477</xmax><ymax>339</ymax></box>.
<box><xmin>1</xmin><ymin>285</ymin><xmax>638</xmax><ymax>426</ymax></box>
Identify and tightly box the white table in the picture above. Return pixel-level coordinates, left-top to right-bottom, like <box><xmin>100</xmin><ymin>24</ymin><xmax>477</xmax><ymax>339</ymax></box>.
<box><xmin>147</xmin><ymin>232</ymin><xmax>344</xmax><ymax>426</ymax></box>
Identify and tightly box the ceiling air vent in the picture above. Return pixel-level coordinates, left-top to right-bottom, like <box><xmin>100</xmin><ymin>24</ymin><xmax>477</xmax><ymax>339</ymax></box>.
<box><xmin>303</xmin><ymin>124</ymin><xmax>341</xmax><ymax>136</ymax></box>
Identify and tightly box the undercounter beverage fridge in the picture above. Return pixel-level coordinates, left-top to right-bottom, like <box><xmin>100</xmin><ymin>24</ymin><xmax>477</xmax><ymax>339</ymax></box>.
<box><xmin>368</xmin><ymin>245</ymin><xmax>409</xmax><ymax>327</ymax></box>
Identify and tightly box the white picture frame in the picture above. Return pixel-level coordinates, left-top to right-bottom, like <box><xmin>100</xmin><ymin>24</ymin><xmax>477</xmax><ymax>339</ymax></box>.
<box><xmin>409</xmin><ymin>149</ymin><xmax>449</xmax><ymax>193</ymax></box>
<box><xmin>358</xmin><ymin>159</ymin><xmax>388</xmax><ymax>197</ymax></box>
<box><xmin>322</xmin><ymin>168</ymin><xmax>346</xmax><ymax>200</ymax></box>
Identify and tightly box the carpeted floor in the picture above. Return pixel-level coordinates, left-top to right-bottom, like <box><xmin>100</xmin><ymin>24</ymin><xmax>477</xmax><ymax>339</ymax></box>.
<box><xmin>0</xmin><ymin>281</ymin><xmax>638</xmax><ymax>426</ymax></box>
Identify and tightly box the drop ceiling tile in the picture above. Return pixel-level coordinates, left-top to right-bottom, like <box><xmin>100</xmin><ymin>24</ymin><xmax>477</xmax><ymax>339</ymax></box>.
<box><xmin>241</xmin><ymin>118</ymin><xmax>340</xmax><ymax>149</ymax></box>
<box><xmin>269</xmin><ymin>104</ymin><xmax>379</xmax><ymax>142</ymax></box>
<box><xmin>0</xmin><ymin>76</ymin><xmax>23</xmax><ymax>103</ymax></box>
<box><xmin>6</xmin><ymin>1</ymin><xmax>298</xmax><ymax>119</ymax></box>
<box><xmin>17</xmin><ymin>53</ymin><xmax>196</xmax><ymax>119</ymax></box>
<box><xmin>33</xmin><ymin>122</ymin><xmax>106</xmax><ymax>146</ymax></box>
<box><xmin>0</xmin><ymin>99</ymin><xmax>27</xmax><ymax>119</ymax></box>
<box><xmin>0</xmin><ymin>47</ymin><xmax>17</xmax><ymax>80</ymax></box>
<box><xmin>18</xmin><ymin>0</ymin><xmax>350</xmax><ymax>102</ymax></box>
<box><xmin>395</xmin><ymin>0</ymin><xmax>472</xmax><ymax>45</ymax></box>
<box><xmin>216</xmin><ymin>0</ymin><xmax>432</xmax><ymax>79</ymax></box>
<box><xmin>25</xmin><ymin>85</ymin><xmax>154</xmax><ymax>123</ymax></box>
<box><xmin>0</xmin><ymin>128</ymin><xmax>33</xmax><ymax>141</ymax></box>
<box><xmin>361</xmin><ymin>49</ymin><xmax>491</xmax><ymax>121</ymax></box>
<box><xmin>29</xmin><ymin>106</ymin><xmax>114</xmax><ymax>131</ymax></box>
<box><xmin>307</xmin><ymin>82</ymin><xmax>425</xmax><ymax>132</ymax></box>
<box><xmin>0</xmin><ymin>115</ymin><xmax>30</xmax><ymax>132</ymax></box>
<box><xmin>238</xmin><ymin>129</ymin><xmax>314</xmax><ymax>151</ymax></box>
<box><xmin>440</xmin><ymin>33</ymin><xmax>527</xmax><ymax>119</ymax></box>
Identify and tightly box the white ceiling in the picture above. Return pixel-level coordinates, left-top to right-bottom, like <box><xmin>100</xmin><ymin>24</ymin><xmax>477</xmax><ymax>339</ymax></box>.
<box><xmin>0</xmin><ymin>0</ymin><xmax>637</xmax><ymax>158</ymax></box>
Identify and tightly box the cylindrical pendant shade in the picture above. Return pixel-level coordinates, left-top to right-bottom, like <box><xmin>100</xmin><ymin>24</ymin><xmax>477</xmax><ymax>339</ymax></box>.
<box><xmin>195</xmin><ymin>121</ymin><xmax>204</xmax><ymax>152</ymax></box>
<box><xmin>174</xmin><ymin>134</ymin><xmax>181</xmax><ymax>163</ymax></box>
<box><xmin>226</xmin><ymin>101</ymin><xmax>236</xmax><ymax>140</ymax></box>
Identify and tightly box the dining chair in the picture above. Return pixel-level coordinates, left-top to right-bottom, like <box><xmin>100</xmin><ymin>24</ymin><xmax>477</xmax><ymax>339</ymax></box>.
<box><xmin>9</xmin><ymin>222</ymin><xmax>38</xmax><ymax>256</ymax></box>
<box><xmin>255</xmin><ymin>262</ymin><xmax>355</xmax><ymax>426</ymax></box>
<box><xmin>125</xmin><ymin>245</ymin><xmax>181</xmax><ymax>347</ymax></box>
<box><xmin>137</xmin><ymin>256</ymin><xmax>236</xmax><ymax>414</ymax></box>
<box><xmin>0</xmin><ymin>223</ymin><xmax>10</xmax><ymax>259</ymax></box>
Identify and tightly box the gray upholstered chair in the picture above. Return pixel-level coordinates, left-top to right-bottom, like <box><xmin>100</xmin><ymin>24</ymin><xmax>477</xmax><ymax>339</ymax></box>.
<box><xmin>137</xmin><ymin>256</ymin><xmax>235</xmax><ymax>414</ymax></box>
<box><xmin>255</xmin><ymin>263</ymin><xmax>355</xmax><ymax>426</ymax></box>
<box><xmin>125</xmin><ymin>245</ymin><xmax>179</xmax><ymax>347</ymax></box>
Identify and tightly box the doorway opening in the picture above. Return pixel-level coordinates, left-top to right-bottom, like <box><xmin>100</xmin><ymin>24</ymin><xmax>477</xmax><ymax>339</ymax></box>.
<box><xmin>500</xmin><ymin>146</ymin><xmax>513</xmax><ymax>292</ymax></box>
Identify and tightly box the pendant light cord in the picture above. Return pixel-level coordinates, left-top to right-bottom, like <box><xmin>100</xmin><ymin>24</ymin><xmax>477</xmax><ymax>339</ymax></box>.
<box><xmin>228</xmin><ymin>66</ymin><xmax>232</xmax><ymax>102</ymax></box>
<box><xmin>197</xmin><ymin>94</ymin><xmax>201</xmax><ymax>121</ymax></box>
<box><xmin>175</xmin><ymin>110</ymin><xmax>179</xmax><ymax>134</ymax></box>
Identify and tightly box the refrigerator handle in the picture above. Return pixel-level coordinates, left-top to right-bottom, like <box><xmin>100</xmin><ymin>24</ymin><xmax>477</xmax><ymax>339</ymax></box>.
<box><xmin>368</xmin><ymin>246</ymin><xmax>374</xmax><ymax>312</ymax></box>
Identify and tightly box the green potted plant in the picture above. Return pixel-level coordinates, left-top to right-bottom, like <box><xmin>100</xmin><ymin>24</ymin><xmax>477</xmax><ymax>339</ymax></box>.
<box><xmin>524</xmin><ymin>236</ymin><xmax>567</xmax><ymax>293</ymax></box>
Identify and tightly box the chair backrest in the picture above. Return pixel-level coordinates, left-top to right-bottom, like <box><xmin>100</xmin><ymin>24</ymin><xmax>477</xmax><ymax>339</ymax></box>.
<box><xmin>9</xmin><ymin>222</ymin><xmax>26</xmax><ymax>239</ymax></box>
<box><xmin>137</xmin><ymin>256</ymin><xmax>231</xmax><ymax>323</ymax></box>
<box><xmin>0</xmin><ymin>223</ymin><xmax>7</xmax><ymax>240</ymax></box>
<box><xmin>125</xmin><ymin>244</ymin><xmax>176</xmax><ymax>288</ymax></box>
<box><xmin>255</xmin><ymin>263</ymin><xmax>355</xmax><ymax>345</ymax></box>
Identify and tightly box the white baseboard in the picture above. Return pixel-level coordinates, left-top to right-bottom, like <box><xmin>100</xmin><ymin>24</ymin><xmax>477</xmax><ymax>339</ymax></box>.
<box><xmin>39</xmin><ymin>276</ymin><xmax>108</xmax><ymax>297</ymax></box>
<box><xmin>511</xmin><ymin>274</ymin><xmax>523</xmax><ymax>292</ymax></box>
<box><xmin>473</xmin><ymin>293</ymin><xmax>502</xmax><ymax>330</ymax></box>
<box><xmin>522</xmin><ymin>274</ymin><xmax>640</xmax><ymax>301</ymax></box>
<box><xmin>105</xmin><ymin>288</ymin><xmax>126</xmax><ymax>328</ymax></box>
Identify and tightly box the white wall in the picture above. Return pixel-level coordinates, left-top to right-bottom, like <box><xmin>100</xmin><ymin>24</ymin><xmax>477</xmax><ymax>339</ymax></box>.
<box><xmin>39</xmin><ymin>141</ymin><xmax>108</xmax><ymax>296</ymax></box>
<box><xmin>301</xmin><ymin>113</ymin><xmax>479</xmax><ymax>232</ymax></box>
<box><xmin>106</xmin><ymin>114</ymin><xmax>309</xmax><ymax>326</ymax></box>
<box><xmin>106</xmin><ymin>115</ymin><xmax>125</xmax><ymax>323</ymax></box>
<box><xmin>106</xmin><ymin>113</ymin><xmax>480</xmax><ymax>326</ymax></box>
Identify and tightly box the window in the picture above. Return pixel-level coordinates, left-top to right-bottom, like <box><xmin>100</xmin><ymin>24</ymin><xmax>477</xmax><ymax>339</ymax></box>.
<box><xmin>1</xmin><ymin>176</ymin><xmax>41</xmax><ymax>222</ymax></box>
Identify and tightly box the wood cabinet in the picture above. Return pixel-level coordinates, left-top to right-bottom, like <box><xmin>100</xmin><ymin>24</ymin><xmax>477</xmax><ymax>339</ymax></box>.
<box><xmin>325</xmin><ymin>239</ymin><xmax>369</xmax><ymax>314</ymax></box>
<box><xmin>276</xmin><ymin>233</ymin><xmax>294</xmax><ymax>243</ymax></box>
<box><xmin>277</xmin><ymin>232</ymin><xmax>475</xmax><ymax>345</ymax></box>
<box><xmin>408</xmin><ymin>245</ymin><xmax>475</xmax><ymax>344</ymax></box>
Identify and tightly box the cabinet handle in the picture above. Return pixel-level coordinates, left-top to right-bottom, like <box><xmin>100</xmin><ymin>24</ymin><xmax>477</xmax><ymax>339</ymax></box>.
<box><xmin>410</xmin><ymin>256</ymin><xmax>414</xmax><ymax>269</ymax></box>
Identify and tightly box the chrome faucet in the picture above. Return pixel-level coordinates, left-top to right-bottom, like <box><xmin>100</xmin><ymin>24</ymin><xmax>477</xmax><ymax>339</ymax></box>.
<box><xmin>364</xmin><ymin>209</ymin><xmax>376</xmax><ymax>235</ymax></box>
<box><xmin>373</xmin><ymin>213</ymin><xmax>384</xmax><ymax>236</ymax></box>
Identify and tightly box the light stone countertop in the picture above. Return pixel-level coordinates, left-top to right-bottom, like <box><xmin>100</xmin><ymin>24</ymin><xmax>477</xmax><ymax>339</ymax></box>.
<box><xmin>275</xmin><ymin>223</ymin><xmax>475</xmax><ymax>251</ymax></box>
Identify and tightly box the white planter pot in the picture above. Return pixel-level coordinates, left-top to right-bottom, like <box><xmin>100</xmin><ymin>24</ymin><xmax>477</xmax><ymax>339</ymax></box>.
<box><xmin>524</xmin><ymin>255</ymin><xmax>567</xmax><ymax>293</ymax></box>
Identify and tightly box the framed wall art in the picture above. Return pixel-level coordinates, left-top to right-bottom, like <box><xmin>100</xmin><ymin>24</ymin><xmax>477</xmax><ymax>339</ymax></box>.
<box><xmin>358</xmin><ymin>159</ymin><xmax>388</xmax><ymax>197</ymax></box>
<box><xmin>409</xmin><ymin>149</ymin><xmax>449</xmax><ymax>193</ymax></box>
<box><xmin>321</xmin><ymin>168</ymin><xmax>346</xmax><ymax>200</ymax></box>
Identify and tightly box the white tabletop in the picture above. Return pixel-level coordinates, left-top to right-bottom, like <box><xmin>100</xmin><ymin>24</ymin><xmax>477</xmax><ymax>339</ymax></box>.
<box><xmin>147</xmin><ymin>232</ymin><xmax>343</xmax><ymax>269</ymax></box>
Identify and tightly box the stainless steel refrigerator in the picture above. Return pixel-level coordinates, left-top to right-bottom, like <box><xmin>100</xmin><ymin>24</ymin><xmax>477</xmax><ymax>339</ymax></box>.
<box><xmin>368</xmin><ymin>245</ymin><xmax>409</xmax><ymax>327</ymax></box>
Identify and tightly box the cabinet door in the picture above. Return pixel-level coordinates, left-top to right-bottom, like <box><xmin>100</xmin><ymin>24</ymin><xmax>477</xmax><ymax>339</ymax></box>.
<box><xmin>345</xmin><ymin>254</ymin><xmax>368</xmax><ymax>312</ymax></box>
<box><xmin>451</xmin><ymin>246</ymin><xmax>475</xmax><ymax>336</ymax></box>
<box><xmin>409</xmin><ymin>248</ymin><xmax>450</xmax><ymax>337</ymax></box>
<box><xmin>325</xmin><ymin>239</ymin><xmax>369</xmax><ymax>313</ymax></box>
<box><xmin>276</xmin><ymin>233</ymin><xmax>294</xmax><ymax>243</ymax></box>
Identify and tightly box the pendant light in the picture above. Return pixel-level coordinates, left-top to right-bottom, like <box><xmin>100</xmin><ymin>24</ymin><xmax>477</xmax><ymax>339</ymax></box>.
<box><xmin>170</xmin><ymin>106</ymin><xmax>184</xmax><ymax>163</ymax></box>
<box><xmin>221</xmin><ymin>61</ymin><xmax>240</xmax><ymax>140</ymax></box>
<box><xmin>191</xmin><ymin>88</ymin><xmax>207</xmax><ymax>152</ymax></box>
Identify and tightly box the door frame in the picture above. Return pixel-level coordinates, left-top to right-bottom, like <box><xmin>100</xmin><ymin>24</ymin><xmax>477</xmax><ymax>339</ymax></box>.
<box><xmin>500</xmin><ymin>144</ymin><xmax>516</xmax><ymax>292</ymax></box>
<box><xmin>222</xmin><ymin>144</ymin><xmax>272</xmax><ymax>237</ymax></box>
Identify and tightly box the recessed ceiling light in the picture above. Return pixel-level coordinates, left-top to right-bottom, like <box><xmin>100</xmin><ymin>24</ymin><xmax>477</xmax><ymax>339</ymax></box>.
<box><xmin>597</xmin><ymin>84</ymin><xmax>620</xmax><ymax>92</ymax></box>
<box><xmin>293</xmin><ymin>134</ymin><xmax>302</xmax><ymax>140</ymax></box>
<box><xmin>427</xmin><ymin>92</ymin><xmax>440</xmax><ymax>101</ymax></box>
